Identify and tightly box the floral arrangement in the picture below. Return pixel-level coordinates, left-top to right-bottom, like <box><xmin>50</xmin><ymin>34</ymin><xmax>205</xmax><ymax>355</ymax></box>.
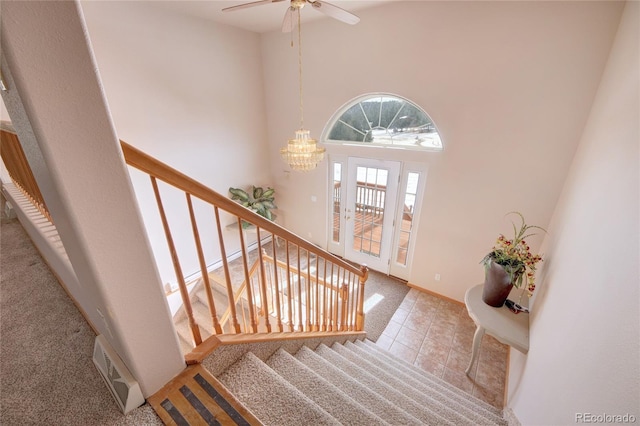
<box><xmin>481</xmin><ymin>212</ymin><xmax>545</xmax><ymax>297</ymax></box>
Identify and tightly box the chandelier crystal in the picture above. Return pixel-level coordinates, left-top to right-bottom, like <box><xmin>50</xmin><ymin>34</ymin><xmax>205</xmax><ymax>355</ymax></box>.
<box><xmin>280</xmin><ymin>6</ymin><xmax>325</xmax><ymax>172</ymax></box>
<box><xmin>280</xmin><ymin>129</ymin><xmax>326</xmax><ymax>172</ymax></box>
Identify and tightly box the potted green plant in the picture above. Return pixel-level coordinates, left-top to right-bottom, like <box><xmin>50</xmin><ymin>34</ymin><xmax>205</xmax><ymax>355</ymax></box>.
<box><xmin>229</xmin><ymin>186</ymin><xmax>277</xmax><ymax>227</ymax></box>
<box><xmin>481</xmin><ymin>212</ymin><xmax>545</xmax><ymax>307</ymax></box>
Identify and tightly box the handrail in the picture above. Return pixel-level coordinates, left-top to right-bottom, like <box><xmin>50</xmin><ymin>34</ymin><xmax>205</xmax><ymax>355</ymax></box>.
<box><xmin>120</xmin><ymin>140</ymin><xmax>369</xmax><ymax>359</ymax></box>
<box><xmin>121</xmin><ymin>141</ymin><xmax>364</xmax><ymax>277</ymax></box>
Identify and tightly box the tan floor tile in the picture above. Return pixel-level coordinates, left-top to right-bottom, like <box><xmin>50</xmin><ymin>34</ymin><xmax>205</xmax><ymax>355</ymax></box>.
<box><xmin>419</xmin><ymin>338</ymin><xmax>451</xmax><ymax>365</ymax></box>
<box><xmin>399</xmin><ymin>297</ymin><xmax>416</xmax><ymax>311</ymax></box>
<box><xmin>425</xmin><ymin>322</ymin><xmax>456</xmax><ymax>345</ymax></box>
<box><xmin>445</xmin><ymin>348</ymin><xmax>473</xmax><ymax>375</ymax></box>
<box><xmin>442</xmin><ymin>368</ymin><xmax>475</xmax><ymax>393</ymax></box>
<box><xmin>472</xmin><ymin>383</ymin><xmax>504</xmax><ymax>409</ymax></box>
<box><xmin>452</xmin><ymin>330</ymin><xmax>474</xmax><ymax>353</ymax></box>
<box><xmin>478</xmin><ymin>346</ymin><xmax>508</xmax><ymax>369</ymax></box>
<box><xmin>383</xmin><ymin>287</ymin><xmax>509</xmax><ymax>411</ymax></box>
<box><xmin>390</xmin><ymin>307</ymin><xmax>410</xmax><ymax>324</ymax></box>
<box><xmin>405</xmin><ymin>288</ymin><xmax>421</xmax><ymax>301</ymax></box>
<box><xmin>414</xmin><ymin>353</ymin><xmax>445</xmax><ymax>378</ymax></box>
<box><xmin>388</xmin><ymin>340</ymin><xmax>418</xmax><ymax>364</ymax></box>
<box><xmin>381</xmin><ymin>319</ymin><xmax>403</xmax><ymax>339</ymax></box>
<box><xmin>394</xmin><ymin>326</ymin><xmax>425</xmax><ymax>351</ymax></box>
<box><xmin>403</xmin><ymin>310</ymin><xmax>432</xmax><ymax>333</ymax></box>
<box><xmin>375</xmin><ymin>334</ymin><xmax>394</xmax><ymax>351</ymax></box>
<box><xmin>475</xmin><ymin>360</ymin><xmax>507</xmax><ymax>391</ymax></box>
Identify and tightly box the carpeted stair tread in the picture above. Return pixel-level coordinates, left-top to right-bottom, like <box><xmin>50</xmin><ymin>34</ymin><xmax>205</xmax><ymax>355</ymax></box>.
<box><xmin>315</xmin><ymin>343</ymin><xmax>456</xmax><ymax>425</ymax></box>
<box><xmin>217</xmin><ymin>352</ymin><xmax>339</xmax><ymax>426</ymax></box>
<box><xmin>339</xmin><ymin>341</ymin><xmax>502</xmax><ymax>425</ymax></box>
<box><xmin>357</xmin><ymin>339</ymin><xmax>504</xmax><ymax>418</ymax></box>
<box><xmin>294</xmin><ymin>345</ymin><xmax>424</xmax><ymax>425</ymax></box>
<box><xmin>266</xmin><ymin>348</ymin><xmax>388</xmax><ymax>426</ymax></box>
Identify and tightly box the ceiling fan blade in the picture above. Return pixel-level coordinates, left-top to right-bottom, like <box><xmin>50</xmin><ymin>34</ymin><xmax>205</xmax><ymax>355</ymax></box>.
<box><xmin>309</xmin><ymin>0</ymin><xmax>360</xmax><ymax>25</ymax></box>
<box><xmin>222</xmin><ymin>0</ymin><xmax>286</xmax><ymax>13</ymax></box>
<box><xmin>281</xmin><ymin>6</ymin><xmax>298</xmax><ymax>33</ymax></box>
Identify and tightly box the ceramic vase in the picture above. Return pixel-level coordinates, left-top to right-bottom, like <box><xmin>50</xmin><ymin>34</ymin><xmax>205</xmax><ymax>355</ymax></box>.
<box><xmin>482</xmin><ymin>260</ymin><xmax>514</xmax><ymax>307</ymax></box>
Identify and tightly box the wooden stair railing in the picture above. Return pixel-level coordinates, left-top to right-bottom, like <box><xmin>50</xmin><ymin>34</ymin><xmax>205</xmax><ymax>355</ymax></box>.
<box><xmin>120</xmin><ymin>141</ymin><xmax>369</xmax><ymax>358</ymax></box>
<box><xmin>0</xmin><ymin>127</ymin><xmax>52</xmax><ymax>222</ymax></box>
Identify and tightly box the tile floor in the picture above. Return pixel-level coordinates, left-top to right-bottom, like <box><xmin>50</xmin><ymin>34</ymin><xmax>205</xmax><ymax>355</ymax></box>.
<box><xmin>376</xmin><ymin>288</ymin><xmax>509</xmax><ymax>409</ymax></box>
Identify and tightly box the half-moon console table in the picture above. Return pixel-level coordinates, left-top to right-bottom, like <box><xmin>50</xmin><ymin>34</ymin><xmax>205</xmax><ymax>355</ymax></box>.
<box><xmin>464</xmin><ymin>284</ymin><xmax>530</xmax><ymax>375</ymax></box>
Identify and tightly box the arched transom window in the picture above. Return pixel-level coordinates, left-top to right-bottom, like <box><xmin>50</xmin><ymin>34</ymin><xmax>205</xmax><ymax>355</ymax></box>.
<box><xmin>324</xmin><ymin>94</ymin><xmax>443</xmax><ymax>151</ymax></box>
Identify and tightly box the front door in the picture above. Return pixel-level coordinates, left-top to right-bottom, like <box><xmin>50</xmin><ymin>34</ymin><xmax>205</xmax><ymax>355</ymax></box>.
<box><xmin>343</xmin><ymin>157</ymin><xmax>400</xmax><ymax>272</ymax></box>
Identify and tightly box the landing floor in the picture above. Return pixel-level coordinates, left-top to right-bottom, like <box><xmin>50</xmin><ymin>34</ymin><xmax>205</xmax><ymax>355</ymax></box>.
<box><xmin>376</xmin><ymin>288</ymin><xmax>509</xmax><ymax>409</ymax></box>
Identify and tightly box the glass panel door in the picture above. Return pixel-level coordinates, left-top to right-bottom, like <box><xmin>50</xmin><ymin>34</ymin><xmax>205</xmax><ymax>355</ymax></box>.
<box><xmin>344</xmin><ymin>158</ymin><xmax>400</xmax><ymax>272</ymax></box>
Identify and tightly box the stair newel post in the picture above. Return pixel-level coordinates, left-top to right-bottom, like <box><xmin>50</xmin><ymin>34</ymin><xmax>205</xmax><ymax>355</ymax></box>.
<box><xmin>285</xmin><ymin>241</ymin><xmax>294</xmax><ymax>332</ymax></box>
<box><xmin>269</xmin><ymin>239</ymin><xmax>284</xmax><ymax>332</ymax></box>
<box><xmin>356</xmin><ymin>265</ymin><xmax>369</xmax><ymax>331</ymax></box>
<box><xmin>150</xmin><ymin>177</ymin><xmax>202</xmax><ymax>346</ymax></box>
<box><xmin>237</xmin><ymin>218</ymin><xmax>258</xmax><ymax>333</ymax></box>
<box><xmin>296</xmin><ymin>245</ymin><xmax>304</xmax><ymax>331</ymax></box>
<box><xmin>214</xmin><ymin>207</ymin><xmax>241</xmax><ymax>334</ymax></box>
<box><xmin>255</xmin><ymin>228</ymin><xmax>272</xmax><ymax>332</ymax></box>
<box><xmin>186</xmin><ymin>194</ymin><xmax>222</xmax><ymax>335</ymax></box>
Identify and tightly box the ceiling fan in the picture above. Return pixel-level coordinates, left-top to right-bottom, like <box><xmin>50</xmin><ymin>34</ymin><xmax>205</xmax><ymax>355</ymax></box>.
<box><xmin>222</xmin><ymin>0</ymin><xmax>360</xmax><ymax>32</ymax></box>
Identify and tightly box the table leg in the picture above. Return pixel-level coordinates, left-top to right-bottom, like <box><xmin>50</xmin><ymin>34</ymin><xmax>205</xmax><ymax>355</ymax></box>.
<box><xmin>466</xmin><ymin>325</ymin><xmax>485</xmax><ymax>375</ymax></box>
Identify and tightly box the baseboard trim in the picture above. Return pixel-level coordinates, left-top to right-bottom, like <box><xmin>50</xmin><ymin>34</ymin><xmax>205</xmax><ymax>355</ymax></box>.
<box><xmin>406</xmin><ymin>282</ymin><xmax>465</xmax><ymax>307</ymax></box>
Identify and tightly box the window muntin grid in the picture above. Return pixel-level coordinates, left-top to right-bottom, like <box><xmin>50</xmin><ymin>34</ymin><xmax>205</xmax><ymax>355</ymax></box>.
<box><xmin>326</xmin><ymin>95</ymin><xmax>442</xmax><ymax>151</ymax></box>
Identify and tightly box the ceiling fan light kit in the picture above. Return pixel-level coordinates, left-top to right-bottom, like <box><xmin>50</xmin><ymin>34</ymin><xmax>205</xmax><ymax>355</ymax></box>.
<box><xmin>224</xmin><ymin>0</ymin><xmax>359</xmax><ymax>172</ymax></box>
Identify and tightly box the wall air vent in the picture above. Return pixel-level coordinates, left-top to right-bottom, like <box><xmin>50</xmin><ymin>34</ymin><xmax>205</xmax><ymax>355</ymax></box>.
<box><xmin>92</xmin><ymin>334</ymin><xmax>144</xmax><ymax>414</ymax></box>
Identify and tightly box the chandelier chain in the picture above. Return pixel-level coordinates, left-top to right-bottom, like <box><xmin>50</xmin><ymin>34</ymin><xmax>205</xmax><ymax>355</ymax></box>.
<box><xmin>297</xmin><ymin>8</ymin><xmax>304</xmax><ymax>129</ymax></box>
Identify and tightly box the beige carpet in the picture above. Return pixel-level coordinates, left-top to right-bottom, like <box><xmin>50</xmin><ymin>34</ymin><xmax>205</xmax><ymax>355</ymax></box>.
<box><xmin>0</xmin><ymin>215</ymin><xmax>162</xmax><ymax>425</ymax></box>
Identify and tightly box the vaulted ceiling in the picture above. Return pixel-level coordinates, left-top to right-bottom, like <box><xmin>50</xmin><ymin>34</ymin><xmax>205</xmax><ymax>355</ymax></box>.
<box><xmin>151</xmin><ymin>0</ymin><xmax>391</xmax><ymax>33</ymax></box>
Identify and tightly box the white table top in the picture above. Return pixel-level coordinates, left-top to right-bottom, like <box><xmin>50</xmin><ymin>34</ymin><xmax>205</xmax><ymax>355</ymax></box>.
<box><xmin>464</xmin><ymin>284</ymin><xmax>530</xmax><ymax>354</ymax></box>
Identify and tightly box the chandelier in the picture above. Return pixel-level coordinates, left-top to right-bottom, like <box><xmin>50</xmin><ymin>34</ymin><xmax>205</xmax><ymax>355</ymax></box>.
<box><xmin>280</xmin><ymin>5</ymin><xmax>325</xmax><ymax>172</ymax></box>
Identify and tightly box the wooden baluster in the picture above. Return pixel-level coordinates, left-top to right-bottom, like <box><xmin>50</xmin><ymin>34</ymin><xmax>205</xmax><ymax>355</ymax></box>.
<box><xmin>237</xmin><ymin>218</ymin><xmax>258</xmax><ymax>333</ymax></box>
<box><xmin>186</xmin><ymin>194</ymin><xmax>222</xmax><ymax>334</ymax></box>
<box><xmin>327</xmin><ymin>262</ymin><xmax>335</xmax><ymax>331</ymax></box>
<box><xmin>214</xmin><ymin>207</ymin><xmax>241</xmax><ymax>334</ymax></box>
<box><xmin>351</xmin><ymin>271</ymin><xmax>357</xmax><ymax>330</ymax></box>
<box><xmin>305</xmin><ymin>250</ymin><xmax>312</xmax><ymax>331</ymax></box>
<box><xmin>150</xmin><ymin>177</ymin><xmax>202</xmax><ymax>345</ymax></box>
<box><xmin>357</xmin><ymin>265</ymin><xmax>369</xmax><ymax>331</ymax></box>
<box><xmin>340</xmin><ymin>281</ymin><xmax>349</xmax><ymax>332</ymax></box>
<box><xmin>345</xmin><ymin>271</ymin><xmax>353</xmax><ymax>331</ymax></box>
<box><xmin>345</xmin><ymin>270</ymin><xmax>351</xmax><ymax>331</ymax></box>
<box><xmin>322</xmin><ymin>258</ymin><xmax>328</xmax><ymax>331</ymax></box>
<box><xmin>270</xmin><ymin>239</ymin><xmax>283</xmax><ymax>332</ymax></box>
<box><xmin>314</xmin><ymin>254</ymin><xmax>320</xmax><ymax>331</ymax></box>
<box><xmin>296</xmin><ymin>245</ymin><xmax>303</xmax><ymax>331</ymax></box>
<box><xmin>333</xmin><ymin>267</ymin><xmax>341</xmax><ymax>331</ymax></box>
<box><xmin>255</xmin><ymin>228</ymin><xmax>272</xmax><ymax>332</ymax></box>
<box><xmin>285</xmin><ymin>241</ymin><xmax>294</xmax><ymax>332</ymax></box>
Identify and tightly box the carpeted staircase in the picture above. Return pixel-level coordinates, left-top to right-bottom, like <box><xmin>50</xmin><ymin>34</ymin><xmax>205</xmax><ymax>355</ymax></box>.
<box><xmin>214</xmin><ymin>338</ymin><xmax>506</xmax><ymax>425</ymax></box>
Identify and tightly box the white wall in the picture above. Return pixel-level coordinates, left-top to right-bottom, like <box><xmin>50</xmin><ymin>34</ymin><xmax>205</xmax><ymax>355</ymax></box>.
<box><xmin>262</xmin><ymin>1</ymin><xmax>624</xmax><ymax>301</ymax></box>
<box><xmin>0</xmin><ymin>98</ymin><xmax>10</xmax><ymax>183</ymax></box>
<box><xmin>81</xmin><ymin>1</ymin><xmax>271</xmax><ymax>285</ymax></box>
<box><xmin>1</xmin><ymin>1</ymin><xmax>185</xmax><ymax>395</ymax></box>
<box><xmin>508</xmin><ymin>1</ymin><xmax>639</xmax><ymax>423</ymax></box>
